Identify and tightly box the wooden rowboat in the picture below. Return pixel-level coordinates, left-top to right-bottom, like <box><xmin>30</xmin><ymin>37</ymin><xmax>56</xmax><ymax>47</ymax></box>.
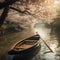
<box><xmin>8</xmin><ymin>34</ymin><xmax>40</xmax><ymax>55</ymax></box>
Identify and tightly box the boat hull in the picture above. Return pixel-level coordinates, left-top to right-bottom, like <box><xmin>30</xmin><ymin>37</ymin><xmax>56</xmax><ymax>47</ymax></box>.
<box><xmin>8</xmin><ymin>34</ymin><xmax>40</xmax><ymax>55</ymax></box>
<box><xmin>8</xmin><ymin>42</ymin><xmax>40</xmax><ymax>55</ymax></box>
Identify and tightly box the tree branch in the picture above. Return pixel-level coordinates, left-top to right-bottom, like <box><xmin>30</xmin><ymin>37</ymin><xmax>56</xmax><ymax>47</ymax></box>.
<box><xmin>0</xmin><ymin>7</ymin><xmax>9</xmax><ymax>27</ymax></box>
<box><xmin>0</xmin><ymin>0</ymin><xmax>19</xmax><ymax>9</ymax></box>
<box><xmin>10</xmin><ymin>6</ymin><xmax>40</xmax><ymax>20</ymax></box>
<box><xmin>9</xmin><ymin>6</ymin><xmax>32</xmax><ymax>15</ymax></box>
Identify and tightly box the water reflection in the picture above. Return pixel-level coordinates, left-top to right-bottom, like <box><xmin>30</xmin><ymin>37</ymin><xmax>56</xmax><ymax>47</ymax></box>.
<box><xmin>0</xmin><ymin>23</ymin><xmax>60</xmax><ymax>60</ymax></box>
<box><xmin>34</xmin><ymin>23</ymin><xmax>60</xmax><ymax>60</ymax></box>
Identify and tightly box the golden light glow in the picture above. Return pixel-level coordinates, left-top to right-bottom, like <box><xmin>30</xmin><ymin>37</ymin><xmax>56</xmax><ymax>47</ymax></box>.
<box><xmin>50</xmin><ymin>44</ymin><xmax>57</xmax><ymax>52</ymax></box>
<box><xmin>35</xmin><ymin>28</ymin><xmax>48</xmax><ymax>39</ymax></box>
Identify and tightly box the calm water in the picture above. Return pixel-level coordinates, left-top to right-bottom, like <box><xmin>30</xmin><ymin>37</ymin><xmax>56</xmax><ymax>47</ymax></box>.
<box><xmin>0</xmin><ymin>24</ymin><xmax>60</xmax><ymax>60</ymax></box>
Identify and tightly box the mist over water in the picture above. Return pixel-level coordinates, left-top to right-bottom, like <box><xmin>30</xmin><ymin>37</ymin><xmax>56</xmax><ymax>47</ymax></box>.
<box><xmin>0</xmin><ymin>22</ymin><xmax>60</xmax><ymax>60</ymax></box>
<box><xmin>31</xmin><ymin>22</ymin><xmax>60</xmax><ymax>60</ymax></box>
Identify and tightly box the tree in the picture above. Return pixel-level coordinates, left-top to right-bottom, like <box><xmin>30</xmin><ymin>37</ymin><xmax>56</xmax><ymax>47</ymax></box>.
<box><xmin>0</xmin><ymin>0</ymin><xmax>60</xmax><ymax>28</ymax></box>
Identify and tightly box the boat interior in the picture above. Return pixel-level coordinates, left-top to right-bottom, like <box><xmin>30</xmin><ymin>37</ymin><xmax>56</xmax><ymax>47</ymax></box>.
<box><xmin>13</xmin><ymin>39</ymin><xmax>38</xmax><ymax>51</ymax></box>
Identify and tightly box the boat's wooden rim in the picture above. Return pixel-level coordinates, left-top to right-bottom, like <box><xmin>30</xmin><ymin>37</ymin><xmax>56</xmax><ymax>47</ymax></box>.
<box><xmin>25</xmin><ymin>40</ymin><xmax>37</xmax><ymax>42</ymax></box>
<box><xmin>13</xmin><ymin>40</ymin><xmax>38</xmax><ymax>50</ymax></box>
<box><xmin>10</xmin><ymin>34</ymin><xmax>37</xmax><ymax>50</ymax></box>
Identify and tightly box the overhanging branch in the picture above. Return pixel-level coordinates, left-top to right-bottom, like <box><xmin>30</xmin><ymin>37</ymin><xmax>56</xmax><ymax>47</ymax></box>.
<box><xmin>9</xmin><ymin>6</ymin><xmax>32</xmax><ymax>15</ymax></box>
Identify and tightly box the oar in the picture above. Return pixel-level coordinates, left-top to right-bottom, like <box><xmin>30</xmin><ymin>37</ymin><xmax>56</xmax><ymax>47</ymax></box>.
<box><xmin>40</xmin><ymin>36</ymin><xmax>54</xmax><ymax>53</ymax></box>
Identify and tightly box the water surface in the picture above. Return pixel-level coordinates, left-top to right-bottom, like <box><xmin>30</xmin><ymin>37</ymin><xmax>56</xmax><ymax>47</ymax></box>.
<box><xmin>0</xmin><ymin>23</ymin><xmax>60</xmax><ymax>60</ymax></box>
